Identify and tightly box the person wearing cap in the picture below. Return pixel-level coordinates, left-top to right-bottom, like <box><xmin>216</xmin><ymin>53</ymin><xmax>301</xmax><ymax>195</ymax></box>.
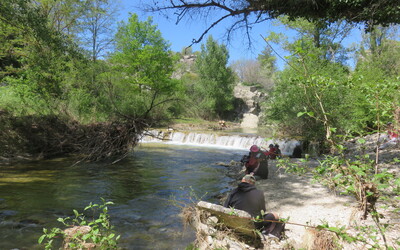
<box><xmin>224</xmin><ymin>175</ymin><xmax>284</xmax><ymax>238</ymax></box>
<box><xmin>243</xmin><ymin>145</ymin><xmax>268</xmax><ymax>179</ymax></box>
<box><xmin>224</xmin><ymin>175</ymin><xmax>264</xmax><ymax>217</ymax></box>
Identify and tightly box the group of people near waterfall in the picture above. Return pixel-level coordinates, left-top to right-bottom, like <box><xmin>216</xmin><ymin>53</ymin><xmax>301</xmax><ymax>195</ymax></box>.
<box><xmin>224</xmin><ymin>143</ymin><xmax>287</xmax><ymax>240</ymax></box>
<box><xmin>222</xmin><ymin>121</ymin><xmax>399</xmax><ymax>242</ymax></box>
<box><xmin>240</xmin><ymin>143</ymin><xmax>282</xmax><ymax>179</ymax></box>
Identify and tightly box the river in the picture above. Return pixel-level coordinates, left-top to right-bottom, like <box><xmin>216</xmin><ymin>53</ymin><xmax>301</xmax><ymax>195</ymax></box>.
<box><xmin>0</xmin><ymin>143</ymin><xmax>247</xmax><ymax>249</ymax></box>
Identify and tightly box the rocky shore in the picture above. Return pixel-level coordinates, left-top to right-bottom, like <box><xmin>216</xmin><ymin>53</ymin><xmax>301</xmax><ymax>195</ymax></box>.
<box><xmin>189</xmin><ymin>136</ymin><xmax>399</xmax><ymax>249</ymax></box>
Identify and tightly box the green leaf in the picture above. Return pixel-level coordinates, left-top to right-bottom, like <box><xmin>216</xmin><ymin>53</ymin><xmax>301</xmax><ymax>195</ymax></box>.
<box><xmin>73</xmin><ymin>209</ymin><xmax>79</xmax><ymax>217</ymax></box>
<box><xmin>357</xmin><ymin>138</ymin><xmax>366</xmax><ymax>144</ymax></box>
<box><xmin>297</xmin><ymin>111</ymin><xmax>305</xmax><ymax>117</ymax></box>
<box><xmin>38</xmin><ymin>234</ymin><xmax>46</xmax><ymax>244</ymax></box>
<box><xmin>82</xmin><ymin>234</ymin><xmax>91</xmax><ymax>240</ymax></box>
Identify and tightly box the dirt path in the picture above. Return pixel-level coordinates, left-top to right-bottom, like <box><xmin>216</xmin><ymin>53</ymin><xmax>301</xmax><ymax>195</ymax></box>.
<box><xmin>216</xmin><ymin>136</ymin><xmax>399</xmax><ymax>249</ymax></box>
<box><xmin>240</xmin><ymin>113</ymin><xmax>259</xmax><ymax>129</ymax></box>
<box><xmin>256</xmin><ymin>159</ymin><xmax>355</xmax><ymax>248</ymax></box>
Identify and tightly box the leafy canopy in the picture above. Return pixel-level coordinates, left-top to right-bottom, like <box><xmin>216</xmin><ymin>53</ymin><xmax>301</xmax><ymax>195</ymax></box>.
<box><xmin>194</xmin><ymin>36</ymin><xmax>235</xmax><ymax>119</ymax></box>
<box><xmin>108</xmin><ymin>13</ymin><xmax>181</xmax><ymax>121</ymax></box>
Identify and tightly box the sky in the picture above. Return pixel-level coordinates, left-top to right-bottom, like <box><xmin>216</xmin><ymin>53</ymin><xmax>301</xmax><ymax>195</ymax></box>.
<box><xmin>119</xmin><ymin>1</ymin><xmax>363</xmax><ymax>70</ymax></box>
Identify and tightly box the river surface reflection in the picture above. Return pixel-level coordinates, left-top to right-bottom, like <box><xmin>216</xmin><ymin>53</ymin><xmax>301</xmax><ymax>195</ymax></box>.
<box><xmin>0</xmin><ymin>143</ymin><xmax>246</xmax><ymax>249</ymax></box>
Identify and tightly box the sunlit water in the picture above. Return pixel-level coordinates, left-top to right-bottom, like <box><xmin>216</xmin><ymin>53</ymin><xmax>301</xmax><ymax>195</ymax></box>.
<box><xmin>0</xmin><ymin>143</ymin><xmax>246</xmax><ymax>249</ymax></box>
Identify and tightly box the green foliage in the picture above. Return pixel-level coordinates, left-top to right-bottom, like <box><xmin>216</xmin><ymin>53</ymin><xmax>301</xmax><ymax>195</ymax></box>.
<box><xmin>264</xmin><ymin>19</ymin><xmax>351</xmax><ymax>145</ymax></box>
<box><xmin>109</xmin><ymin>13</ymin><xmax>182</xmax><ymax>122</ymax></box>
<box><xmin>77</xmin><ymin>0</ymin><xmax>118</xmax><ymax>61</ymax></box>
<box><xmin>312</xmin><ymin>144</ymin><xmax>399</xmax><ymax>225</ymax></box>
<box><xmin>0</xmin><ymin>2</ymin><xmax>182</xmax><ymax>126</ymax></box>
<box><xmin>257</xmin><ymin>46</ymin><xmax>277</xmax><ymax>75</ymax></box>
<box><xmin>264</xmin><ymin>19</ymin><xmax>400</xmax><ymax>147</ymax></box>
<box><xmin>316</xmin><ymin>222</ymin><xmax>387</xmax><ymax>249</ymax></box>
<box><xmin>0</xmin><ymin>2</ymin><xmax>186</xmax><ymax>160</ymax></box>
<box><xmin>0</xmin><ymin>1</ymin><xmax>89</xmax><ymax>116</ymax></box>
<box><xmin>190</xmin><ymin>36</ymin><xmax>235</xmax><ymax>120</ymax></box>
<box><xmin>276</xmin><ymin>144</ymin><xmax>398</xmax><ymax>248</ymax></box>
<box><xmin>38</xmin><ymin>198</ymin><xmax>120</xmax><ymax>249</ymax></box>
<box><xmin>356</xmin><ymin>26</ymin><xmax>400</xmax><ymax>78</ymax></box>
<box><xmin>276</xmin><ymin>157</ymin><xmax>307</xmax><ymax>175</ymax></box>
<box><xmin>0</xmin><ymin>21</ymin><xmax>25</xmax><ymax>79</ymax></box>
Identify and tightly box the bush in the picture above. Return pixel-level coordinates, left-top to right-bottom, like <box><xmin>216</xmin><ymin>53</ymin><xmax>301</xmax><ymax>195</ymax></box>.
<box><xmin>38</xmin><ymin>199</ymin><xmax>120</xmax><ymax>250</ymax></box>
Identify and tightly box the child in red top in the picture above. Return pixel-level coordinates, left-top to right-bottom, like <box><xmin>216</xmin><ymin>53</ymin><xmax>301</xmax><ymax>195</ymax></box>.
<box><xmin>264</xmin><ymin>144</ymin><xmax>277</xmax><ymax>159</ymax></box>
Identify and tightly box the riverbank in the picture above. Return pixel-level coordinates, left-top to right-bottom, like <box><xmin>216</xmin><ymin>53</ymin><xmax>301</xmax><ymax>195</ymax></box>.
<box><xmin>193</xmin><ymin>139</ymin><xmax>400</xmax><ymax>249</ymax></box>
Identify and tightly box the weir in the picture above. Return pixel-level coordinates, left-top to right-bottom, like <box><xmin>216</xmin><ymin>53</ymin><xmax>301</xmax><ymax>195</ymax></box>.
<box><xmin>140</xmin><ymin>130</ymin><xmax>300</xmax><ymax>156</ymax></box>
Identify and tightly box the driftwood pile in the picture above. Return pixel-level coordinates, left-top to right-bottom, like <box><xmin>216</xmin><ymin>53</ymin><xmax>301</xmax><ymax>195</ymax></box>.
<box><xmin>0</xmin><ymin>111</ymin><xmax>147</xmax><ymax>163</ymax></box>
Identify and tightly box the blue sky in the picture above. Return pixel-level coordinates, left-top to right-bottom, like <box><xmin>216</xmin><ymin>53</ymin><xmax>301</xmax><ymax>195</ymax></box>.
<box><xmin>119</xmin><ymin>1</ymin><xmax>363</xmax><ymax>70</ymax></box>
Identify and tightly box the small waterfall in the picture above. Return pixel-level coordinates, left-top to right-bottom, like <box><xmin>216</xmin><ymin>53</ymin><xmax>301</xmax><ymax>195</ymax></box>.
<box><xmin>140</xmin><ymin>130</ymin><xmax>300</xmax><ymax>156</ymax></box>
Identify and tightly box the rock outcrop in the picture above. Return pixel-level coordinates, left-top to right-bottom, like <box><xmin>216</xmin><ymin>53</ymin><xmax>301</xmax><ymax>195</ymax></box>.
<box><xmin>233</xmin><ymin>84</ymin><xmax>265</xmax><ymax>129</ymax></box>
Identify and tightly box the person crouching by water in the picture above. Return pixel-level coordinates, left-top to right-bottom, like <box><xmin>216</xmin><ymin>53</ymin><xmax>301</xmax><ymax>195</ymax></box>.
<box><xmin>224</xmin><ymin>175</ymin><xmax>285</xmax><ymax>239</ymax></box>
<box><xmin>244</xmin><ymin>145</ymin><xmax>269</xmax><ymax>179</ymax></box>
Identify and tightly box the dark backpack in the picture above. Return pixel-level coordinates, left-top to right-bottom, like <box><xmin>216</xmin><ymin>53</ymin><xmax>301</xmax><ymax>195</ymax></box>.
<box><xmin>258</xmin><ymin>213</ymin><xmax>286</xmax><ymax>240</ymax></box>
<box><xmin>268</xmin><ymin>221</ymin><xmax>285</xmax><ymax>240</ymax></box>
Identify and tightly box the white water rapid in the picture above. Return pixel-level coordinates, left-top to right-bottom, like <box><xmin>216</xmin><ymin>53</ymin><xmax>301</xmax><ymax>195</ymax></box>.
<box><xmin>140</xmin><ymin>130</ymin><xmax>300</xmax><ymax>156</ymax></box>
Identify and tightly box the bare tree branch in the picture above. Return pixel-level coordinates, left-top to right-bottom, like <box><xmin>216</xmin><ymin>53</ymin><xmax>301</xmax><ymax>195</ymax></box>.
<box><xmin>141</xmin><ymin>0</ymin><xmax>400</xmax><ymax>45</ymax></box>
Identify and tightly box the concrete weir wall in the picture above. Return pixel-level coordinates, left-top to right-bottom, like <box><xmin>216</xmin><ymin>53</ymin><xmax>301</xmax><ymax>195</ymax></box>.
<box><xmin>190</xmin><ymin>201</ymin><xmax>260</xmax><ymax>250</ymax></box>
<box><xmin>190</xmin><ymin>201</ymin><xmax>288</xmax><ymax>250</ymax></box>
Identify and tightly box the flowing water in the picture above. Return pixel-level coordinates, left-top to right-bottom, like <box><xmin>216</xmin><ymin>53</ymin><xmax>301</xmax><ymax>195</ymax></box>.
<box><xmin>0</xmin><ymin>143</ymin><xmax>247</xmax><ymax>250</ymax></box>
<box><xmin>142</xmin><ymin>130</ymin><xmax>300</xmax><ymax>155</ymax></box>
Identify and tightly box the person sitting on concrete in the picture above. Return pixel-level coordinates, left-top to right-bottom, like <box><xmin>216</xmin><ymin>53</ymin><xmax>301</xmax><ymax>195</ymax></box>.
<box><xmin>224</xmin><ymin>175</ymin><xmax>285</xmax><ymax>239</ymax></box>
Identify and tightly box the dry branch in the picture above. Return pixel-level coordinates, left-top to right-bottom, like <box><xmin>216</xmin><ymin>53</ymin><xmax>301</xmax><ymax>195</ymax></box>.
<box><xmin>0</xmin><ymin>111</ymin><xmax>148</xmax><ymax>163</ymax></box>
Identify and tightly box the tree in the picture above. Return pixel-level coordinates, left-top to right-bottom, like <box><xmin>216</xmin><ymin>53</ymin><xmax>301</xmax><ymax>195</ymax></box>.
<box><xmin>0</xmin><ymin>20</ymin><xmax>24</xmax><ymax>79</ymax></box>
<box><xmin>78</xmin><ymin>0</ymin><xmax>118</xmax><ymax>62</ymax></box>
<box><xmin>350</xmin><ymin>25</ymin><xmax>400</xmax><ymax>132</ymax></box>
<box><xmin>257</xmin><ymin>46</ymin><xmax>277</xmax><ymax>76</ymax></box>
<box><xmin>230</xmin><ymin>58</ymin><xmax>275</xmax><ymax>90</ymax></box>
<box><xmin>356</xmin><ymin>25</ymin><xmax>400</xmax><ymax>77</ymax></box>
<box><xmin>230</xmin><ymin>59</ymin><xmax>262</xmax><ymax>85</ymax></box>
<box><xmin>108</xmin><ymin>13</ymin><xmax>181</xmax><ymax>123</ymax></box>
<box><xmin>38</xmin><ymin>0</ymin><xmax>86</xmax><ymax>36</ymax></box>
<box><xmin>194</xmin><ymin>36</ymin><xmax>235</xmax><ymax>119</ymax></box>
<box><xmin>145</xmin><ymin>0</ymin><xmax>400</xmax><ymax>45</ymax></box>
<box><xmin>257</xmin><ymin>46</ymin><xmax>277</xmax><ymax>89</ymax></box>
<box><xmin>264</xmin><ymin>18</ymin><xmax>399</xmax><ymax>150</ymax></box>
<box><xmin>0</xmin><ymin>0</ymin><xmax>87</xmax><ymax>114</ymax></box>
<box><xmin>264</xmin><ymin>19</ymin><xmax>352</xmax><ymax>148</ymax></box>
